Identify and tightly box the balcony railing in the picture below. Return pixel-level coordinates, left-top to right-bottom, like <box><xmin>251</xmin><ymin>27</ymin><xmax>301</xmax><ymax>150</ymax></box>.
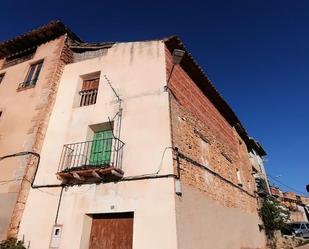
<box><xmin>79</xmin><ymin>89</ymin><xmax>98</xmax><ymax>107</ymax></box>
<box><xmin>58</xmin><ymin>137</ymin><xmax>124</xmax><ymax>173</ymax></box>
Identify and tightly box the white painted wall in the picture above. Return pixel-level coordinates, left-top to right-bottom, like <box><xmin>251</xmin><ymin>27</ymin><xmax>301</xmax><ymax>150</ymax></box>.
<box><xmin>18</xmin><ymin>41</ymin><xmax>178</xmax><ymax>249</ymax></box>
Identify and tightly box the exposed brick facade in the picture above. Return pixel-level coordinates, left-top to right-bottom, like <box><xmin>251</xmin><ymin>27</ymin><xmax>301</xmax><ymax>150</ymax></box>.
<box><xmin>166</xmin><ymin>47</ymin><xmax>258</xmax><ymax>213</ymax></box>
<box><xmin>300</xmin><ymin>196</ymin><xmax>309</xmax><ymax>206</ymax></box>
<box><xmin>7</xmin><ymin>35</ymin><xmax>73</xmax><ymax>238</ymax></box>
<box><xmin>270</xmin><ymin>186</ymin><xmax>309</xmax><ymax>222</ymax></box>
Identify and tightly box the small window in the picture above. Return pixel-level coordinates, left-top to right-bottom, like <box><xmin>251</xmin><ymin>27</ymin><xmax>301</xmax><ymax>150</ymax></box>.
<box><xmin>0</xmin><ymin>73</ymin><xmax>5</xmax><ymax>84</ymax></box>
<box><xmin>221</xmin><ymin>152</ymin><xmax>233</xmax><ymax>163</ymax></box>
<box><xmin>236</xmin><ymin>169</ymin><xmax>243</xmax><ymax>187</ymax></box>
<box><xmin>200</xmin><ymin>137</ymin><xmax>210</xmax><ymax>166</ymax></box>
<box><xmin>79</xmin><ymin>77</ymin><xmax>99</xmax><ymax>107</ymax></box>
<box><xmin>18</xmin><ymin>60</ymin><xmax>43</xmax><ymax>89</ymax></box>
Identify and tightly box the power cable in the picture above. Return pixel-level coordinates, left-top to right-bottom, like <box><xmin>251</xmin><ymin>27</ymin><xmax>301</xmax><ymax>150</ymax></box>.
<box><xmin>268</xmin><ymin>174</ymin><xmax>308</xmax><ymax>196</ymax></box>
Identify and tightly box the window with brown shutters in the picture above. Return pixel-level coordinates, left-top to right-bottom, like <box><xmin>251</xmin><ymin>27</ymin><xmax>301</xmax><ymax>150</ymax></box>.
<box><xmin>79</xmin><ymin>77</ymin><xmax>99</xmax><ymax>106</ymax></box>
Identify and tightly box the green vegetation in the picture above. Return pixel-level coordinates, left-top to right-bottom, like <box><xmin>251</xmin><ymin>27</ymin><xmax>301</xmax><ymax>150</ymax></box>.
<box><xmin>0</xmin><ymin>238</ymin><xmax>26</xmax><ymax>249</ymax></box>
<box><xmin>259</xmin><ymin>196</ymin><xmax>290</xmax><ymax>238</ymax></box>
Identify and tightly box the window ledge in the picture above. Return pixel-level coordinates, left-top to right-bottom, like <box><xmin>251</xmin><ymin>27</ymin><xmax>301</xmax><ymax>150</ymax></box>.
<box><xmin>16</xmin><ymin>84</ymin><xmax>36</xmax><ymax>92</ymax></box>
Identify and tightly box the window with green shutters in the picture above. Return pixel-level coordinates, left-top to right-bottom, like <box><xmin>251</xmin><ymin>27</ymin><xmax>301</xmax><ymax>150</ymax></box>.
<box><xmin>90</xmin><ymin>130</ymin><xmax>113</xmax><ymax>166</ymax></box>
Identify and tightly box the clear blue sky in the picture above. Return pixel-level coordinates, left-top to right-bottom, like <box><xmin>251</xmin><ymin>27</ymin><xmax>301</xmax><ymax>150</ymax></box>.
<box><xmin>1</xmin><ymin>0</ymin><xmax>308</xmax><ymax>195</ymax></box>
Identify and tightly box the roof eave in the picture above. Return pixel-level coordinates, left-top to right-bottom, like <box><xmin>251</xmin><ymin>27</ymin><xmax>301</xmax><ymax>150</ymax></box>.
<box><xmin>164</xmin><ymin>36</ymin><xmax>266</xmax><ymax>156</ymax></box>
<box><xmin>0</xmin><ymin>20</ymin><xmax>82</xmax><ymax>59</ymax></box>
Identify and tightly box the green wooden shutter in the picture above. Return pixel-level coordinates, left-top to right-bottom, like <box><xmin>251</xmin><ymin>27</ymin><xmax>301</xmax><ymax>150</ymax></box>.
<box><xmin>90</xmin><ymin>130</ymin><xmax>113</xmax><ymax>166</ymax></box>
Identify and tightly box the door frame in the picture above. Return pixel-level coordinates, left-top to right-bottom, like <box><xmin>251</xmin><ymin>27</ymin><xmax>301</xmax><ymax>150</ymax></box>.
<box><xmin>79</xmin><ymin>212</ymin><xmax>135</xmax><ymax>249</ymax></box>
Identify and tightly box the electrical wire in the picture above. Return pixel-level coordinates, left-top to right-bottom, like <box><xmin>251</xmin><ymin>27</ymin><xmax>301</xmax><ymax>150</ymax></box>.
<box><xmin>156</xmin><ymin>146</ymin><xmax>173</xmax><ymax>174</ymax></box>
<box><xmin>122</xmin><ymin>146</ymin><xmax>173</xmax><ymax>180</ymax></box>
<box><xmin>0</xmin><ymin>151</ymin><xmax>38</xmax><ymax>161</ymax></box>
<box><xmin>22</xmin><ymin>177</ymin><xmax>59</xmax><ymax>196</ymax></box>
<box><xmin>268</xmin><ymin>174</ymin><xmax>308</xmax><ymax>196</ymax></box>
<box><xmin>0</xmin><ymin>179</ymin><xmax>18</xmax><ymax>183</ymax></box>
<box><xmin>0</xmin><ymin>151</ymin><xmax>62</xmax><ymax>189</ymax></box>
<box><xmin>177</xmin><ymin>151</ymin><xmax>256</xmax><ymax>198</ymax></box>
<box><xmin>0</xmin><ymin>179</ymin><xmax>19</xmax><ymax>186</ymax></box>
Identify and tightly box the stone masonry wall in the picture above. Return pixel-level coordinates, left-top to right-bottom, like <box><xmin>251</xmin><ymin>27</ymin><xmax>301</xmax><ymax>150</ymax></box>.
<box><xmin>7</xmin><ymin>35</ymin><xmax>73</xmax><ymax>238</ymax></box>
<box><xmin>166</xmin><ymin>47</ymin><xmax>259</xmax><ymax>213</ymax></box>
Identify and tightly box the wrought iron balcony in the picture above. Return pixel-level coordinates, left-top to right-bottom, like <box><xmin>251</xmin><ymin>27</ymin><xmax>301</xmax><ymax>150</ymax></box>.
<box><xmin>57</xmin><ymin>137</ymin><xmax>124</xmax><ymax>183</ymax></box>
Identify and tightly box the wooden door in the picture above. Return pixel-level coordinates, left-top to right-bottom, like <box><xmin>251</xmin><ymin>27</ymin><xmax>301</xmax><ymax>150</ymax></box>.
<box><xmin>89</xmin><ymin>213</ymin><xmax>134</xmax><ymax>249</ymax></box>
<box><xmin>90</xmin><ymin>130</ymin><xmax>113</xmax><ymax>166</ymax></box>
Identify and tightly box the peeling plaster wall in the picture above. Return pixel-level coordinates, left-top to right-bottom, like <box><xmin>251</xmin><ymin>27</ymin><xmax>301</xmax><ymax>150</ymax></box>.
<box><xmin>18</xmin><ymin>41</ymin><xmax>178</xmax><ymax>249</ymax></box>
<box><xmin>73</xmin><ymin>48</ymin><xmax>109</xmax><ymax>62</ymax></box>
<box><xmin>0</xmin><ymin>35</ymin><xmax>71</xmax><ymax>240</ymax></box>
<box><xmin>290</xmin><ymin>205</ymin><xmax>308</xmax><ymax>222</ymax></box>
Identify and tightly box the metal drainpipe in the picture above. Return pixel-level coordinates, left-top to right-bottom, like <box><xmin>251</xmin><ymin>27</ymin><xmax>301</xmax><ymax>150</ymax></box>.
<box><xmin>54</xmin><ymin>187</ymin><xmax>64</xmax><ymax>225</ymax></box>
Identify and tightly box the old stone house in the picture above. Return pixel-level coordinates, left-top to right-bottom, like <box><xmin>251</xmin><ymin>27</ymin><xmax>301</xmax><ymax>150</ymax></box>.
<box><xmin>1</xmin><ymin>21</ymin><xmax>268</xmax><ymax>249</ymax></box>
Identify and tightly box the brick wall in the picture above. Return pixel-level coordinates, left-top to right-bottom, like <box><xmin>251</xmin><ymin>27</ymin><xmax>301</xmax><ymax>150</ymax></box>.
<box><xmin>166</xmin><ymin>47</ymin><xmax>258</xmax><ymax>213</ymax></box>
<box><xmin>283</xmin><ymin>192</ymin><xmax>297</xmax><ymax>201</ymax></box>
<box><xmin>270</xmin><ymin>186</ymin><xmax>283</xmax><ymax>197</ymax></box>
<box><xmin>300</xmin><ymin>196</ymin><xmax>309</xmax><ymax>206</ymax></box>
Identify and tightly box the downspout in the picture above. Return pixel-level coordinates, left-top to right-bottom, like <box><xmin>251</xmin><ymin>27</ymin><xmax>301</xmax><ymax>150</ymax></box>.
<box><xmin>54</xmin><ymin>187</ymin><xmax>65</xmax><ymax>225</ymax></box>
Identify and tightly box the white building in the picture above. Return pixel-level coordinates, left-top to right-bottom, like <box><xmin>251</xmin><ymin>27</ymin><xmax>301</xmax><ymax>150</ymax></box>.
<box><xmin>10</xmin><ymin>22</ymin><xmax>268</xmax><ymax>249</ymax></box>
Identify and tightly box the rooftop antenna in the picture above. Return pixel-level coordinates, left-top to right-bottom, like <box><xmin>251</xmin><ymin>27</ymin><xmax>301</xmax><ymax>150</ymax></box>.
<box><xmin>103</xmin><ymin>75</ymin><xmax>123</xmax><ymax>141</ymax></box>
